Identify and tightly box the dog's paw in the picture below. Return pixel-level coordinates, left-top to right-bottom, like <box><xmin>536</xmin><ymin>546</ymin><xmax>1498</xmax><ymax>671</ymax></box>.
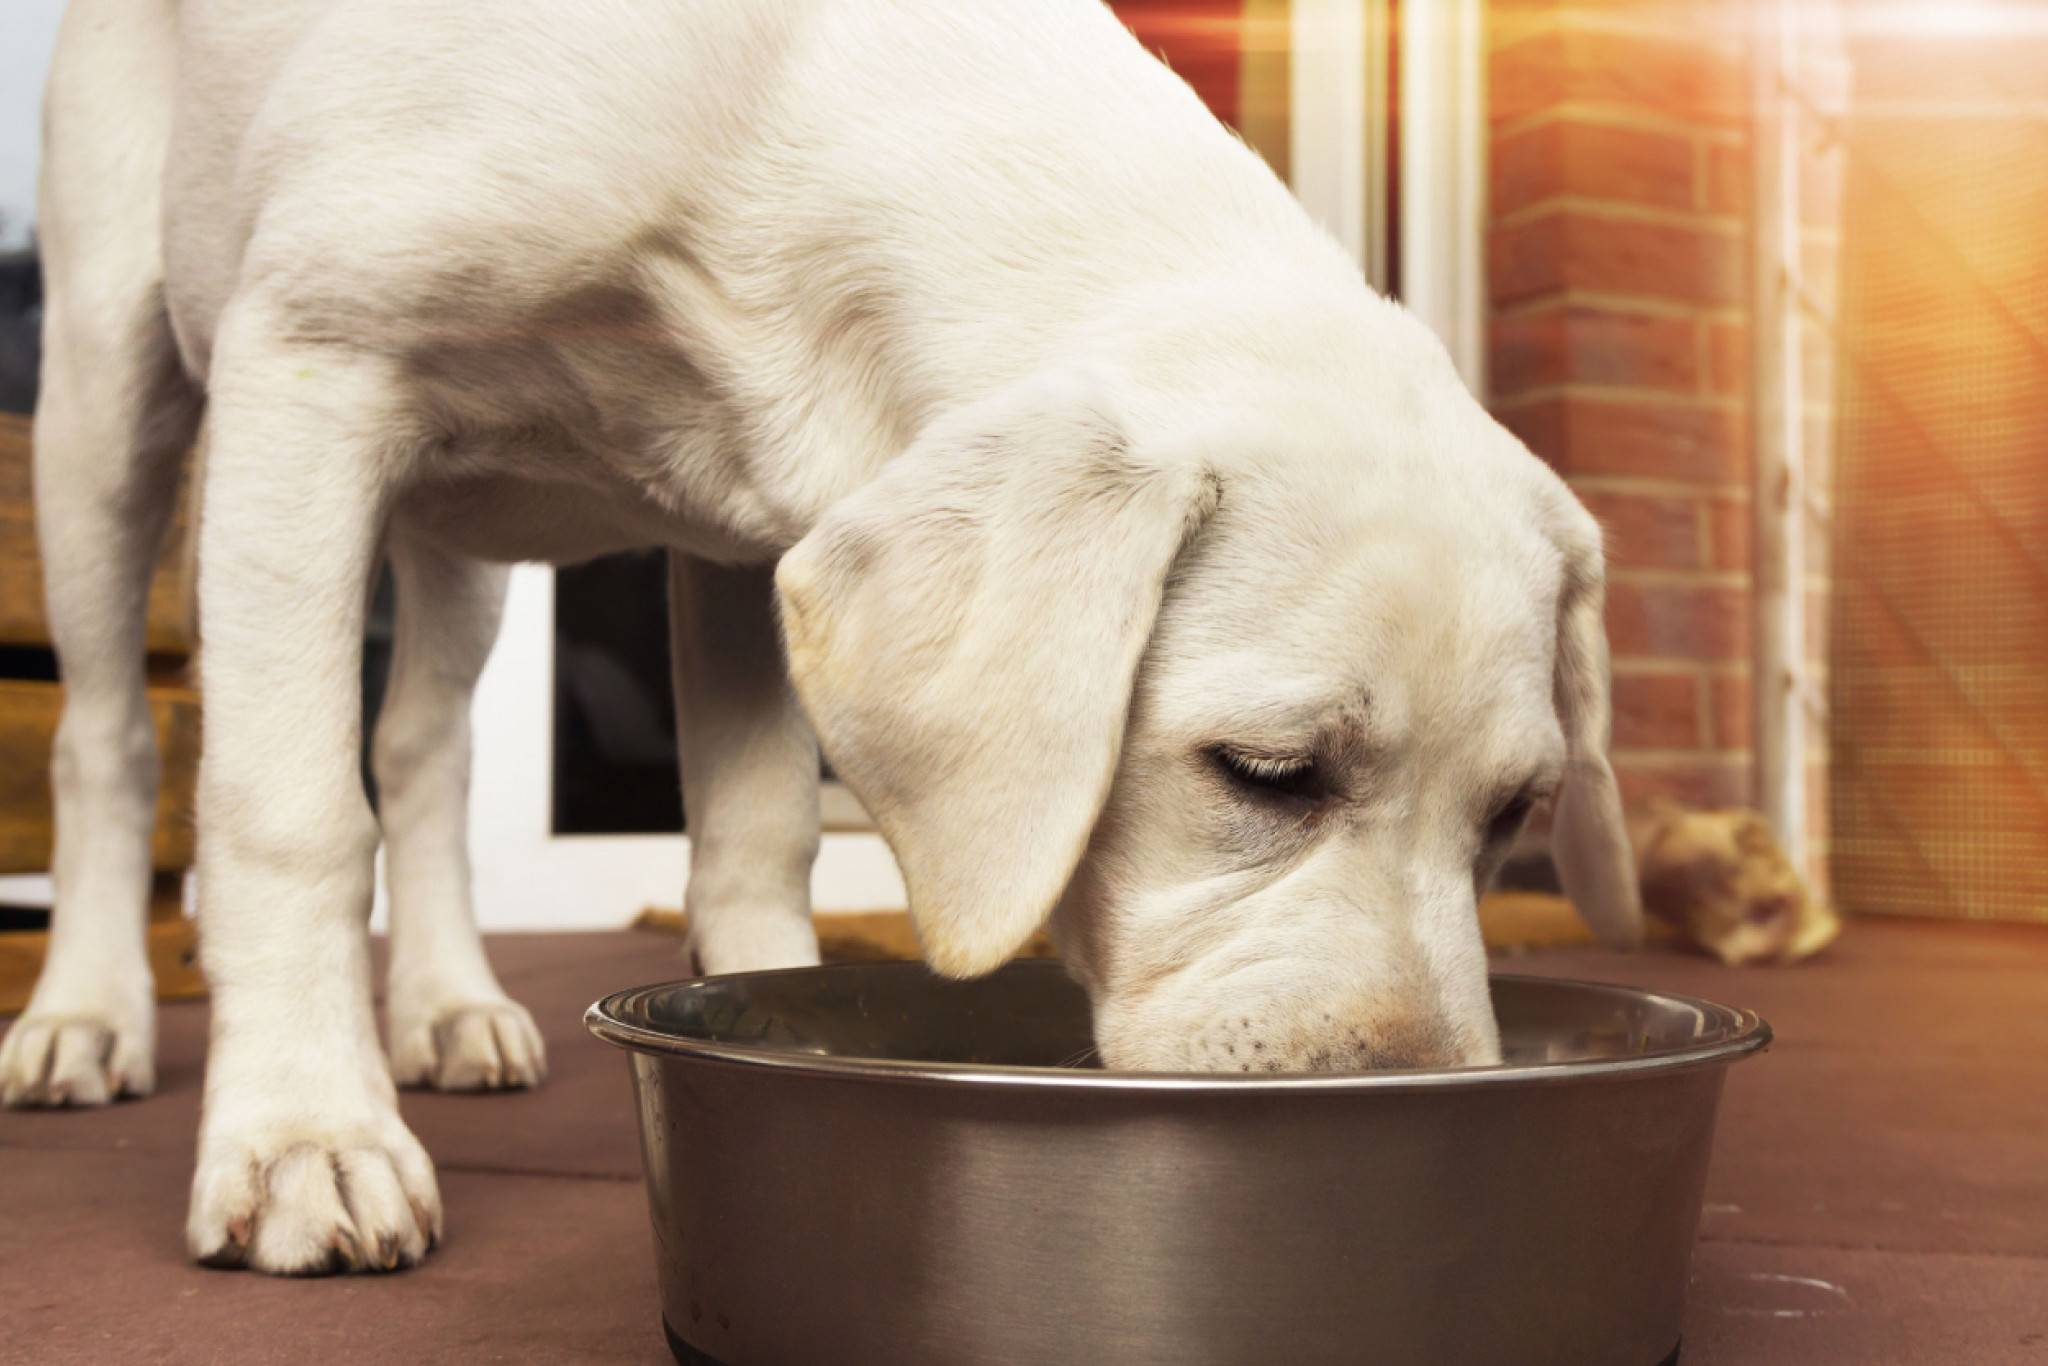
<box><xmin>390</xmin><ymin>999</ymin><xmax>547</xmax><ymax>1092</ymax></box>
<box><xmin>0</xmin><ymin>1007</ymin><xmax>155</xmax><ymax>1109</ymax></box>
<box><xmin>187</xmin><ymin>1121</ymin><xmax>441</xmax><ymax>1274</ymax></box>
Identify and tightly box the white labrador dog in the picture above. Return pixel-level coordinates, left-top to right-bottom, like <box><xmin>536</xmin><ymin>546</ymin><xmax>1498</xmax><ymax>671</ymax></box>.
<box><xmin>1</xmin><ymin>0</ymin><xmax>1641</xmax><ymax>1274</ymax></box>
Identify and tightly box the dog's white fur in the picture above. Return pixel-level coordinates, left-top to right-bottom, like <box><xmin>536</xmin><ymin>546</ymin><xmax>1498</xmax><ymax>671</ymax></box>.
<box><xmin>0</xmin><ymin>0</ymin><xmax>1641</xmax><ymax>1274</ymax></box>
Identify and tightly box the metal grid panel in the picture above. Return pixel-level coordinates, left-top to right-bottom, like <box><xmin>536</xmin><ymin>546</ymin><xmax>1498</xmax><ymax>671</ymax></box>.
<box><xmin>1829</xmin><ymin>30</ymin><xmax>2048</xmax><ymax>921</ymax></box>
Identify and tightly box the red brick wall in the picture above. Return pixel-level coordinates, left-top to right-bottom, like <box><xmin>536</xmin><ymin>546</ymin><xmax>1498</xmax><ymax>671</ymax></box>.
<box><xmin>1114</xmin><ymin>0</ymin><xmax>1249</xmax><ymax>128</ymax></box>
<box><xmin>1489</xmin><ymin>0</ymin><xmax>1757</xmax><ymax>818</ymax></box>
<box><xmin>1486</xmin><ymin>0</ymin><xmax>1842</xmax><ymax>892</ymax></box>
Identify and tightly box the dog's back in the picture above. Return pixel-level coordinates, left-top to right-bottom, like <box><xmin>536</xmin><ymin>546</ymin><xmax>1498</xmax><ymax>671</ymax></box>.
<box><xmin>138</xmin><ymin>0</ymin><xmax>1354</xmax><ymax>540</ymax></box>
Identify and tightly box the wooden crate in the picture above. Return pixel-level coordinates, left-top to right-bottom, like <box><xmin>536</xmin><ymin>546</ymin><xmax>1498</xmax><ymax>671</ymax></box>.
<box><xmin>0</xmin><ymin>413</ymin><xmax>197</xmax><ymax>653</ymax></box>
<box><xmin>0</xmin><ymin>412</ymin><xmax>203</xmax><ymax>1008</ymax></box>
<box><xmin>0</xmin><ymin>875</ymin><xmax>203</xmax><ymax>1014</ymax></box>
<box><xmin>0</xmin><ymin>678</ymin><xmax>199</xmax><ymax>874</ymax></box>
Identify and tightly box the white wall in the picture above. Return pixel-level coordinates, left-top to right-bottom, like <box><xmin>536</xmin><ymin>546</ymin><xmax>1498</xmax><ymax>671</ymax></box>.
<box><xmin>0</xmin><ymin>0</ymin><xmax>63</xmax><ymax>248</ymax></box>
<box><xmin>428</xmin><ymin>565</ymin><xmax>907</xmax><ymax>934</ymax></box>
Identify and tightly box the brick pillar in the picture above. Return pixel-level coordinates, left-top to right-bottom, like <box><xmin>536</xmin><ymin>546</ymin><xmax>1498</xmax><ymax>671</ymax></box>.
<box><xmin>1486</xmin><ymin>0</ymin><xmax>1844</xmax><ymax>891</ymax></box>
<box><xmin>1486</xmin><ymin>1</ymin><xmax>1760</xmax><ymax>820</ymax></box>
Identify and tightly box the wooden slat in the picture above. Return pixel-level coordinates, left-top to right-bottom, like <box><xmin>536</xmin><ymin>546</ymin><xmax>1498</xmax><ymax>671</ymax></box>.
<box><xmin>0</xmin><ymin>678</ymin><xmax>198</xmax><ymax>874</ymax></box>
<box><xmin>0</xmin><ymin>412</ymin><xmax>197</xmax><ymax>655</ymax></box>
<box><xmin>0</xmin><ymin>879</ymin><xmax>204</xmax><ymax>1013</ymax></box>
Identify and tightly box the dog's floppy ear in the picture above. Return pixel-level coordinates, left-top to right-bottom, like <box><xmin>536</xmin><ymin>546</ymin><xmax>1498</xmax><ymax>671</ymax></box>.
<box><xmin>1550</xmin><ymin>527</ymin><xmax>1646</xmax><ymax>949</ymax></box>
<box><xmin>776</xmin><ymin>373</ymin><xmax>1219</xmax><ymax>977</ymax></box>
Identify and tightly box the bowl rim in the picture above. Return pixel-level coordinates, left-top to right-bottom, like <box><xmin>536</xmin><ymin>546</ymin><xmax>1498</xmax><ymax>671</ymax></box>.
<box><xmin>584</xmin><ymin>961</ymin><xmax>1772</xmax><ymax>1093</ymax></box>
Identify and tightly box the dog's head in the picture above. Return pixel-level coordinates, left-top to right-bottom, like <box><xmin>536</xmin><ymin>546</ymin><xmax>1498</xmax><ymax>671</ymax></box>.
<box><xmin>778</xmin><ymin>330</ymin><xmax>1639</xmax><ymax>1072</ymax></box>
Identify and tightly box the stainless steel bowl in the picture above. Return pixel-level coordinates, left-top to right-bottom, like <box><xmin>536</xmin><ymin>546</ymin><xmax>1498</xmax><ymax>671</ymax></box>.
<box><xmin>588</xmin><ymin>961</ymin><xmax>1768</xmax><ymax>1366</ymax></box>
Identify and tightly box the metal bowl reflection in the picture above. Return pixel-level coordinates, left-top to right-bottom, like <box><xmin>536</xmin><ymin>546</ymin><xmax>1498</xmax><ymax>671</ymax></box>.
<box><xmin>590</xmin><ymin>960</ymin><xmax>1768</xmax><ymax>1366</ymax></box>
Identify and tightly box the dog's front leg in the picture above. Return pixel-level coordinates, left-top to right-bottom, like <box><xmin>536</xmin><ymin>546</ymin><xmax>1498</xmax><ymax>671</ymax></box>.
<box><xmin>377</xmin><ymin>533</ymin><xmax>545</xmax><ymax>1091</ymax></box>
<box><xmin>668</xmin><ymin>553</ymin><xmax>822</xmax><ymax>974</ymax></box>
<box><xmin>184</xmin><ymin>313</ymin><xmax>437</xmax><ymax>1274</ymax></box>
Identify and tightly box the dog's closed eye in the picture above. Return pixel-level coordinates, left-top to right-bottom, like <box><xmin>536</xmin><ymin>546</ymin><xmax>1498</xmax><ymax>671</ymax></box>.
<box><xmin>1210</xmin><ymin>746</ymin><xmax>1326</xmax><ymax>802</ymax></box>
<box><xmin>1484</xmin><ymin>789</ymin><xmax>1539</xmax><ymax>845</ymax></box>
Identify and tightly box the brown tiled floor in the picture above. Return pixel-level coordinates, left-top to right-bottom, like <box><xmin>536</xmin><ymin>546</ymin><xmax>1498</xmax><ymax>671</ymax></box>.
<box><xmin>3</xmin><ymin>918</ymin><xmax>2044</xmax><ymax>1364</ymax></box>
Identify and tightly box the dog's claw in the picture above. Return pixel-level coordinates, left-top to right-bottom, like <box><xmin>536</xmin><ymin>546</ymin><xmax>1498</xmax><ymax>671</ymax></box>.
<box><xmin>0</xmin><ymin>1013</ymin><xmax>154</xmax><ymax>1110</ymax></box>
<box><xmin>411</xmin><ymin>1196</ymin><xmax>442</xmax><ymax>1251</ymax></box>
<box><xmin>325</xmin><ymin>1229</ymin><xmax>364</xmax><ymax>1273</ymax></box>
<box><xmin>198</xmin><ymin>1214</ymin><xmax>255</xmax><ymax>1269</ymax></box>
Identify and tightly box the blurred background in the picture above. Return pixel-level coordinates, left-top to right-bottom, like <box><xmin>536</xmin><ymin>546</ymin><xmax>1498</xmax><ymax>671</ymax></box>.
<box><xmin>0</xmin><ymin>0</ymin><xmax>2041</xmax><ymax>938</ymax></box>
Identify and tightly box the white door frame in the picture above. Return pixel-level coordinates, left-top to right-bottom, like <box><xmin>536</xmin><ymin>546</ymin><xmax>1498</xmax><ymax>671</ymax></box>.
<box><xmin>1289</xmin><ymin>0</ymin><xmax>1391</xmax><ymax>290</ymax></box>
<box><xmin>1400</xmin><ymin>0</ymin><xmax>1490</xmax><ymax>391</ymax></box>
<box><xmin>1289</xmin><ymin>0</ymin><xmax>1489</xmax><ymax>390</ymax></box>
